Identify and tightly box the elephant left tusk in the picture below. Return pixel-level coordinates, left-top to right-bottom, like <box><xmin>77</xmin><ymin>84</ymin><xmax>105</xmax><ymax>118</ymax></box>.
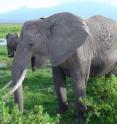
<box><xmin>2</xmin><ymin>80</ymin><xmax>12</xmax><ymax>90</ymax></box>
<box><xmin>2</xmin><ymin>69</ymin><xmax>27</xmax><ymax>99</ymax></box>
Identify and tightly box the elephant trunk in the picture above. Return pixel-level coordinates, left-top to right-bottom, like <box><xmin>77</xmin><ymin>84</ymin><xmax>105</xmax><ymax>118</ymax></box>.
<box><xmin>12</xmin><ymin>69</ymin><xmax>24</xmax><ymax>112</ymax></box>
<box><xmin>8</xmin><ymin>43</ymin><xmax>31</xmax><ymax>112</ymax></box>
<box><xmin>13</xmin><ymin>44</ymin><xmax>31</xmax><ymax>112</ymax></box>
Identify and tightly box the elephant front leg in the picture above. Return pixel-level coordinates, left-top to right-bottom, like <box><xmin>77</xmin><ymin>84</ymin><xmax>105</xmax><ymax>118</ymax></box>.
<box><xmin>70</xmin><ymin>70</ymin><xmax>87</xmax><ymax>119</ymax></box>
<box><xmin>52</xmin><ymin>67</ymin><xmax>68</xmax><ymax>114</ymax></box>
<box><xmin>70</xmin><ymin>61</ymin><xmax>90</xmax><ymax>119</ymax></box>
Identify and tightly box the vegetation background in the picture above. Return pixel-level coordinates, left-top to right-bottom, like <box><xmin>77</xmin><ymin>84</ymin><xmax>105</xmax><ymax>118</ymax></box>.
<box><xmin>0</xmin><ymin>24</ymin><xmax>117</xmax><ymax>124</ymax></box>
<box><xmin>0</xmin><ymin>23</ymin><xmax>22</xmax><ymax>38</ymax></box>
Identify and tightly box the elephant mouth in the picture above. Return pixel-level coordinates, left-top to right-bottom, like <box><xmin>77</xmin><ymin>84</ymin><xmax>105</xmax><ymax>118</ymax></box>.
<box><xmin>31</xmin><ymin>56</ymin><xmax>36</xmax><ymax>71</ymax></box>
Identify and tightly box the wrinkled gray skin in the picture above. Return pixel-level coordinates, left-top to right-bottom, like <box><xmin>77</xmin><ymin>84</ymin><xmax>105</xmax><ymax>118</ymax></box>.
<box><xmin>6</xmin><ymin>33</ymin><xmax>41</xmax><ymax>70</ymax></box>
<box><xmin>12</xmin><ymin>12</ymin><xmax>117</xmax><ymax>118</ymax></box>
<box><xmin>6</xmin><ymin>33</ymin><xmax>18</xmax><ymax>57</ymax></box>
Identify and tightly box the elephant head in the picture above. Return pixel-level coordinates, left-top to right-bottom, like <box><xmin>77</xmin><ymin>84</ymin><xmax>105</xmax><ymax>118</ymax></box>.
<box><xmin>4</xmin><ymin>12</ymin><xmax>91</xmax><ymax>112</ymax></box>
<box><xmin>6</xmin><ymin>33</ymin><xmax>18</xmax><ymax>57</ymax></box>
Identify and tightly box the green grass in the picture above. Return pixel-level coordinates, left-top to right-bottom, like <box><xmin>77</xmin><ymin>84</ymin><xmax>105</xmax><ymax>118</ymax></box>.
<box><xmin>0</xmin><ymin>23</ymin><xmax>22</xmax><ymax>38</ymax></box>
<box><xmin>0</xmin><ymin>24</ymin><xmax>117</xmax><ymax>123</ymax></box>
<box><xmin>1</xmin><ymin>47</ymin><xmax>117</xmax><ymax>124</ymax></box>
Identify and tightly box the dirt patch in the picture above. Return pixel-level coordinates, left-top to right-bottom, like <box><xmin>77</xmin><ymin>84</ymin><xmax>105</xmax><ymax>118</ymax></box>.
<box><xmin>0</xmin><ymin>63</ymin><xmax>7</xmax><ymax>68</ymax></box>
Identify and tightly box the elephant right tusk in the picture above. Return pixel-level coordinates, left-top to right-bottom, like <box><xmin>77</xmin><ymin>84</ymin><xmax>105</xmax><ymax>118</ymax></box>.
<box><xmin>2</xmin><ymin>69</ymin><xmax>27</xmax><ymax>99</ymax></box>
<box><xmin>2</xmin><ymin>80</ymin><xmax>12</xmax><ymax>90</ymax></box>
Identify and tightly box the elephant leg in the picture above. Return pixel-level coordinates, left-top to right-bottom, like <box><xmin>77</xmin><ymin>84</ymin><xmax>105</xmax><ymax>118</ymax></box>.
<box><xmin>105</xmin><ymin>73</ymin><xmax>112</xmax><ymax>78</ymax></box>
<box><xmin>52</xmin><ymin>67</ymin><xmax>68</xmax><ymax>114</ymax></box>
<box><xmin>70</xmin><ymin>60</ymin><xmax>90</xmax><ymax>119</ymax></box>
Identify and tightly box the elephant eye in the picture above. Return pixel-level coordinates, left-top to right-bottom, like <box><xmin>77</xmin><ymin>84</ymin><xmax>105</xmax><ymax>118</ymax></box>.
<box><xmin>29</xmin><ymin>43</ymin><xmax>34</xmax><ymax>47</ymax></box>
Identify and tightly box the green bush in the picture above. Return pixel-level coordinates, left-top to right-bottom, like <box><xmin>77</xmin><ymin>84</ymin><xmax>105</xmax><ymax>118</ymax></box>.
<box><xmin>81</xmin><ymin>75</ymin><xmax>117</xmax><ymax>124</ymax></box>
<box><xmin>0</xmin><ymin>100</ymin><xmax>60</xmax><ymax>124</ymax></box>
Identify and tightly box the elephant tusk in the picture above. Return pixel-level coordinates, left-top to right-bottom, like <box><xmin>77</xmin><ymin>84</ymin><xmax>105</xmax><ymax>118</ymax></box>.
<box><xmin>2</xmin><ymin>80</ymin><xmax>12</xmax><ymax>90</ymax></box>
<box><xmin>2</xmin><ymin>69</ymin><xmax>27</xmax><ymax>99</ymax></box>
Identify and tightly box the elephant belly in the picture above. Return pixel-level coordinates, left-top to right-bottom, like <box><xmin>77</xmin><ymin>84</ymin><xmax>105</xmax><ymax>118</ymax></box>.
<box><xmin>62</xmin><ymin>68</ymin><xmax>70</xmax><ymax>77</ymax></box>
<box><xmin>60</xmin><ymin>51</ymin><xmax>117</xmax><ymax>77</ymax></box>
<box><xmin>90</xmin><ymin>64</ymin><xmax>110</xmax><ymax>76</ymax></box>
<box><xmin>90</xmin><ymin>57</ymin><xmax>117</xmax><ymax>76</ymax></box>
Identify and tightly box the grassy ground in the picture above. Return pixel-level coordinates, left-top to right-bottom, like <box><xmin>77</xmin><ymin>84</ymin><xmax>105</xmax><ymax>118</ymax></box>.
<box><xmin>0</xmin><ymin>25</ymin><xmax>117</xmax><ymax>123</ymax></box>
<box><xmin>0</xmin><ymin>23</ymin><xmax>22</xmax><ymax>38</ymax></box>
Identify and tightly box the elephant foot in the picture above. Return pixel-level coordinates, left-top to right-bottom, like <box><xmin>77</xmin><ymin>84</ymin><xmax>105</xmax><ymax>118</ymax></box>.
<box><xmin>75</xmin><ymin>102</ymin><xmax>87</xmax><ymax>121</ymax></box>
<box><xmin>57</xmin><ymin>102</ymin><xmax>68</xmax><ymax>114</ymax></box>
<box><xmin>77</xmin><ymin>110</ymin><xmax>86</xmax><ymax>122</ymax></box>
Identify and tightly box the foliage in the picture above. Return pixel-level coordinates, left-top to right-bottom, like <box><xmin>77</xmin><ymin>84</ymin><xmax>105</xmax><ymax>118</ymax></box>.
<box><xmin>0</xmin><ymin>99</ymin><xmax>60</xmax><ymax>124</ymax></box>
<box><xmin>81</xmin><ymin>76</ymin><xmax>117</xmax><ymax>124</ymax></box>
<box><xmin>0</xmin><ymin>102</ymin><xmax>59</xmax><ymax>124</ymax></box>
<box><xmin>0</xmin><ymin>46</ymin><xmax>11</xmax><ymax>62</ymax></box>
<box><xmin>0</xmin><ymin>23</ymin><xmax>22</xmax><ymax>38</ymax></box>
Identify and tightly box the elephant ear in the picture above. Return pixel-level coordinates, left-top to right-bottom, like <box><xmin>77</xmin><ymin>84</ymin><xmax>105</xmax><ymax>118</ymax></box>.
<box><xmin>48</xmin><ymin>13</ymin><xmax>90</xmax><ymax>66</ymax></box>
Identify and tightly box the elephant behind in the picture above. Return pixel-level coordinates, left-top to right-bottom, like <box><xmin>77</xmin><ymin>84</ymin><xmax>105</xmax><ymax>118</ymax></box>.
<box><xmin>6</xmin><ymin>33</ymin><xmax>18</xmax><ymax>57</ymax></box>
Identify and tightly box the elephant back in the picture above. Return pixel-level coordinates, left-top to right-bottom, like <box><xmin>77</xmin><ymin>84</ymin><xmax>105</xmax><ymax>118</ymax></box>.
<box><xmin>87</xmin><ymin>15</ymin><xmax>117</xmax><ymax>55</ymax></box>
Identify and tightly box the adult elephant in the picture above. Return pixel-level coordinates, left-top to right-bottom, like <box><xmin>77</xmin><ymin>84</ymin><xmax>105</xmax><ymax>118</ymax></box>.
<box><xmin>3</xmin><ymin>12</ymin><xmax>117</xmax><ymax>118</ymax></box>
<box><xmin>6</xmin><ymin>33</ymin><xmax>18</xmax><ymax>57</ymax></box>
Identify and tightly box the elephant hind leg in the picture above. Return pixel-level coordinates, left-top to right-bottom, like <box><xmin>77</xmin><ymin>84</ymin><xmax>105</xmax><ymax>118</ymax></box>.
<box><xmin>52</xmin><ymin>67</ymin><xmax>68</xmax><ymax>114</ymax></box>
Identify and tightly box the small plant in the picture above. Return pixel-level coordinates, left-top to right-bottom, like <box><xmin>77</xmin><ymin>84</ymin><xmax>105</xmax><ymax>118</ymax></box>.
<box><xmin>0</xmin><ymin>100</ymin><xmax>60</xmax><ymax>124</ymax></box>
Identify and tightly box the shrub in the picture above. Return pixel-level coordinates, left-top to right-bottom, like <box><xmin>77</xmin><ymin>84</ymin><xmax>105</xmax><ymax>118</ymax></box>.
<box><xmin>81</xmin><ymin>75</ymin><xmax>117</xmax><ymax>124</ymax></box>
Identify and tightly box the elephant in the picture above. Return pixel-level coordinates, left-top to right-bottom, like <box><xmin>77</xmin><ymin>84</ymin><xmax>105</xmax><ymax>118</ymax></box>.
<box><xmin>6</xmin><ymin>33</ymin><xmax>19</xmax><ymax>57</ymax></box>
<box><xmin>3</xmin><ymin>12</ymin><xmax>117</xmax><ymax>118</ymax></box>
<box><xmin>6</xmin><ymin>33</ymin><xmax>42</xmax><ymax>71</ymax></box>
